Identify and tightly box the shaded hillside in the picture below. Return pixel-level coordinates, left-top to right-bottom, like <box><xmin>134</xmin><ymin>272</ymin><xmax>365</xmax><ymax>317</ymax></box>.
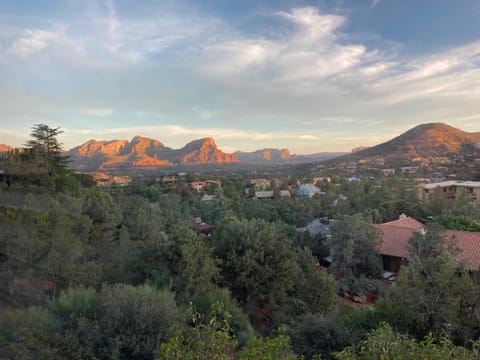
<box><xmin>234</xmin><ymin>148</ymin><xmax>292</xmax><ymax>164</ymax></box>
<box><xmin>326</xmin><ymin>123</ymin><xmax>480</xmax><ymax>166</ymax></box>
<box><xmin>360</xmin><ymin>123</ymin><xmax>480</xmax><ymax>158</ymax></box>
<box><xmin>234</xmin><ymin>148</ymin><xmax>345</xmax><ymax>164</ymax></box>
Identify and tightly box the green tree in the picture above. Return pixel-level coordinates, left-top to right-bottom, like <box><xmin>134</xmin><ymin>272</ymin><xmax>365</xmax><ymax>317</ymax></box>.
<box><xmin>386</xmin><ymin>252</ymin><xmax>477</xmax><ymax>340</ymax></box>
<box><xmin>97</xmin><ymin>284</ymin><xmax>181</xmax><ymax>359</ymax></box>
<box><xmin>329</xmin><ymin>214</ymin><xmax>382</xmax><ymax>277</ymax></box>
<box><xmin>159</xmin><ymin>302</ymin><xmax>236</xmax><ymax>360</ymax></box>
<box><xmin>286</xmin><ymin>248</ymin><xmax>338</xmax><ymax>316</ymax></box>
<box><xmin>408</xmin><ymin>224</ymin><xmax>457</xmax><ymax>260</ymax></box>
<box><xmin>214</xmin><ymin>218</ymin><xmax>298</xmax><ymax>331</ymax></box>
<box><xmin>335</xmin><ymin>322</ymin><xmax>480</xmax><ymax>360</ymax></box>
<box><xmin>289</xmin><ymin>313</ymin><xmax>350</xmax><ymax>359</ymax></box>
<box><xmin>24</xmin><ymin>124</ymin><xmax>70</xmax><ymax>173</ymax></box>
<box><xmin>0</xmin><ymin>307</ymin><xmax>62</xmax><ymax>360</ymax></box>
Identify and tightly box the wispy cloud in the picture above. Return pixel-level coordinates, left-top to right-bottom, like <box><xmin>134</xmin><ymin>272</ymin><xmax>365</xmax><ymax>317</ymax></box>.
<box><xmin>4</xmin><ymin>0</ymin><xmax>219</xmax><ymax>68</ymax></box>
<box><xmin>200</xmin><ymin>7</ymin><xmax>368</xmax><ymax>84</ymax></box>
<box><xmin>81</xmin><ymin>108</ymin><xmax>113</xmax><ymax>117</ymax></box>
<box><xmin>1</xmin><ymin>3</ymin><xmax>479</xmax><ymax>153</ymax></box>
<box><xmin>10</xmin><ymin>24</ymin><xmax>68</xmax><ymax>57</ymax></box>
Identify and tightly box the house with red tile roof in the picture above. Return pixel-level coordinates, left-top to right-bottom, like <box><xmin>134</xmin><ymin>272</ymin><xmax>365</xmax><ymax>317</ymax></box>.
<box><xmin>375</xmin><ymin>214</ymin><xmax>424</xmax><ymax>272</ymax></box>
<box><xmin>376</xmin><ymin>214</ymin><xmax>480</xmax><ymax>273</ymax></box>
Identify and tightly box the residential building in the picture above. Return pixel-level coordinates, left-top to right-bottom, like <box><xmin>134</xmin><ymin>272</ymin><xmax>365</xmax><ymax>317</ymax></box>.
<box><xmin>381</xmin><ymin>169</ymin><xmax>395</xmax><ymax>176</ymax></box>
<box><xmin>401</xmin><ymin>166</ymin><xmax>419</xmax><ymax>174</ymax></box>
<box><xmin>376</xmin><ymin>214</ymin><xmax>480</xmax><ymax>273</ymax></box>
<box><xmin>418</xmin><ymin>180</ymin><xmax>480</xmax><ymax>206</ymax></box>
<box><xmin>297</xmin><ymin>183</ymin><xmax>322</xmax><ymax>198</ymax></box>
<box><xmin>190</xmin><ymin>217</ymin><xmax>215</xmax><ymax>235</ymax></box>
<box><xmin>162</xmin><ymin>176</ymin><xmax>177</xmax><ymax>185</ymax></box>
<box><xmin>313</xmin><ymin>176</ymin><xmax>331</xmax><ymax>184</ymax></box>
<box><xmin>254</xmin><ymin>191</ymin><xmax>274</xmax><ymax>200</ymax></box>
<box><xmin>190</xmin><ymin>180</ymin><xmax>222</xmax><ymax>192</ymax></box>
<box><xmin>201</xmin><ymin>194</ymin><xmax>216</xmax><ymax>202</ymax></box>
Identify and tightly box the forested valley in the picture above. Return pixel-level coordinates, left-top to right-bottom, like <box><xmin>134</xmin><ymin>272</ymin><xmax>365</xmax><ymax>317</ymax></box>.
<box><xmin>1</xmin><ymin>125</ymin><xmax>480</xmax><ymax>359</ymax></box>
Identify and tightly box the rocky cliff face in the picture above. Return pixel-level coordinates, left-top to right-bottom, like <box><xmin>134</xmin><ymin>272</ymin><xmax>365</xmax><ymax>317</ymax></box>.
<box><xmin>67</xmin><ymin>136</ymin><xmax>238</xmax><ymax>170</ymax></box>
<box><xmin>176</xmin><ymin>138</ymin><xmax>238</xmax><ymax>164</ymax></box>
<box><xmin>0</xmin><ymin>144</ymin><xmax>13</xmax><ymax>153</ymax></box>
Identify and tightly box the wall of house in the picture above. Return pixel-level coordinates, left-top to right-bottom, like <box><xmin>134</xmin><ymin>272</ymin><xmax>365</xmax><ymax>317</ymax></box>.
<box><xmin>382</xmin><ymin>255</ymin><xmax>403</xmax><ymax>273</ymax></box>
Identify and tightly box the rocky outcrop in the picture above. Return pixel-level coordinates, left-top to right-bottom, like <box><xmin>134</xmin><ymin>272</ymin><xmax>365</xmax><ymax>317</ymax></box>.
<box><xmin>175</xmin><ymin>138</ymin><xmax>238</xmax><ymax>164</ymax></box>
<box><xmin>0</xmin><ymin>144</ymin><xmax>13</xmax><ymax>153</ymax></box>
<box><xmin>66</xmin><ymin>136</ymin><xmax>237</xmax><ymax>170</ymax></box>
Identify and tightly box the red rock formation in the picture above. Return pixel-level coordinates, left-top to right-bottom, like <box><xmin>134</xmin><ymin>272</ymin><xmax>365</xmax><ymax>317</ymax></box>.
<box><xmin>67</xmin><ymin>136</ymin><xmax>237</xmax><ymax>170</ymax></box>
<box><xmin>177</xmin><ymin>138</ymin><xmax>239</xmax><ymax>164</ymax></box>
<box><xmin>0</xmin><ymin>144</ymin><xmax>13</xmax><ymax>153</ymax></box>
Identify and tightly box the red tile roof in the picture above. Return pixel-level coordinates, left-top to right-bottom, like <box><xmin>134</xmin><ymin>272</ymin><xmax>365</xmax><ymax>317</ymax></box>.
<box><xmin>446</xmin><ymin>230</ymin><xmax>480</xmax><ymax>271</ymax></box>
<box><xmin>375</xmin><ymin>217</ymin><xmax>424</xmax><ymax>258</ymax></box>
<box><xmin>376</xmin><ymin>217</ymin><xmax>480</xmax><ymax>271</ymax></box>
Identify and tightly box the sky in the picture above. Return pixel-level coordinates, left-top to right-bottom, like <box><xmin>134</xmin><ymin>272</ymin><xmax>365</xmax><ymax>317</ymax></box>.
<box><xmin>1</xmin><ymin>0</ymin><xmax>480</xmax><ymax>154</ymax></box>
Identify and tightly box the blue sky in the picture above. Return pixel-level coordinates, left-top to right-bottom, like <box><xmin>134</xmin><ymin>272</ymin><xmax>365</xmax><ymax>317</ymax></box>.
<box><xmin>1</xmin><ymin>0</ymin><xmax>480</xmax><ymax>153</ymax></box>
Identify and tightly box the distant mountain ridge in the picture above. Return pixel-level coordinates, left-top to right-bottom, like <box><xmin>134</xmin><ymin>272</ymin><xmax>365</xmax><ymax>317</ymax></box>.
<box><xmin>66</xmin><ymin>136</ymin><xmax>239</xmax><ymax>170</ymax></box>
<box><xmin>66</xmin><ymin>136</ymin><xmax>345</xmax><ymax>171</ymax></box>
<box><xmin>329</xmin><ymin>123</ymin><xmax>480</xmax><ymax>165</ymax></box>
<box><xmin>234</xmin><ymin>148</ymin><xmax>345</xmax><ymax>164</ymax></box>
<box><xmin>233</xmin><ymin>148</ymin><xmax>292</xmax><ymax>164</ymax></box>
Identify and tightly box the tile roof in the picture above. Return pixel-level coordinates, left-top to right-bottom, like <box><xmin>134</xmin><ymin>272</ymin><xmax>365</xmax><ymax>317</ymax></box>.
<box><xmin>376</xmin><ymin>217</ymin><xmax>480</xmax><ymax>271</ymax></box>
<box><xmin>375</xmin><ymin>217</ymin><xmax>424</xmax><ymax>258</ymax></box>
<box><xmin>446</xmin><ymin>230</ymin><xmax>480</xmax><ymax>271</ymax></box>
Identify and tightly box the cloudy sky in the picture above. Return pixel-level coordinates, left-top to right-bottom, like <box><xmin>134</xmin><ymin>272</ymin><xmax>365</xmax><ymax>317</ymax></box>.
<box><xmin>1</xmin><ymin>0</ymin><xmax>480</xmax><ymax>153</ymax></box>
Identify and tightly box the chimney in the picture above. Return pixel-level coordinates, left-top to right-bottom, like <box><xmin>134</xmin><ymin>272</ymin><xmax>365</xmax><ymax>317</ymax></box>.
<box><xmin>399</xmin><ymin>213</ymin><xmax>407</xmax><ymax>220</ymax></box>
<box><xmin>416</xmin><ymin>227</ymin><xmax>426</xmax><ymax>236</ymax></box>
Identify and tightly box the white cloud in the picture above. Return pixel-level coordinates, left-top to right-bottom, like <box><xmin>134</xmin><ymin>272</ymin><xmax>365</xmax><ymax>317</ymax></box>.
<box><xmin>367</xmin><ymin>41</ymin><xmax>480</xmax><ymax>104</ymax></box>
<box><xmin>81</xmin><ymin>108</ymin><xmax>113</xmax><ymax>117</ymax></box>
<box><xmin>5</xmin><ymin>1</ymin><xmax>219</xmax><ymax>68</ymax></box>
<box><xmin>2</xmin><ymin>4</ymin><xmax>480</xmax><ymax>153</ymax></box>
<box><xmin>10</xmin><ymin>24</ymin><xmax>69</xmax><ymax>57</ymax></box>
<box><xmin>200</xmin><ymin>7</ymin><xmax>367</xmax><ymax>83</ymax></box>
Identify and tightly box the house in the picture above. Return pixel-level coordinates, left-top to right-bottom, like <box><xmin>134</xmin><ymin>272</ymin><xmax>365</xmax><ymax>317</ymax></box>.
<box><xmin>313</xmin><ymin>177</ymin><xmax>331</xmax><ymax>184</ymax></box>
<box><xmin>201</xmin><ymin>194</ymin><xmax>216</xmax><ymax>202</ymax></box>
<box><xmin>418</xmin><ymin>180</ymin><xmax>480</xmax><ymax>206</ymax></box>
<box><xmin>191</xmin><ymin>181</ymin><xmax>207</xmax><ymax>191</ymax></box>
<box><xmin>91</xmin><ymin>172</ymin><xmax>111</xmax><ymax>187</ymax></box>
<box><xmin>297</xmin><ymin>183</ymin><xmax>322</xmax><ymax>198</ymax></box>
<box><xmin>190</xmin><ymin>180</ymin><xmax>222</xmax><ymax>192</ymax></box>
<box><xmin>254</xmin><ymin>191</ymin><xmax>274</xmax><ymax>200</ymax></box>
<box><xmin>376</xmin><ymin>214</ymin><xmax>480</xmax><ymax>273</ymax></box>
<box><xmin>381</xmin><ymin>169</ymin><xmax>395</xmax><ymax>176</ymax></box>
<box><xmin>298</xmin><ymin>218</ymin><xmax>331</xmax><ymax>238</ymax></box>
<box><xmin>248</xmin><ymin>178</ymin><xmax>271</xmax><ymax>190</ymax></box>
<box><xmin>162</xmin><ymin>176</ymin><xmax>177</xmax><ymax>185</ymax></box>
<box><xmin>375</xmin><ymin>214</ymin><xmax>425</xmax><ymax>273</ymax></box>
<box><xmin>347</xmin><ymin>174</ymin><xmax>361</xmax><ymax>182</ymax></box>
<box><xmin>401</xmin><ymin>166</ymin><xmax>419</xmax><ymax>174</ymax></box>
<box><xmin>190</xmin><ymin>217</ymin><xmax>215</xmax><ymax>235</ymax></box>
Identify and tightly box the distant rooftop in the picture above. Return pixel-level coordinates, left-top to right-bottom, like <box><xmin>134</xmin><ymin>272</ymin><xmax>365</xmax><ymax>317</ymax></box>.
<box><xmin>420</xmin><ymin>180</ymin><xmax>480</xmax><ymax>190</ymax></box>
